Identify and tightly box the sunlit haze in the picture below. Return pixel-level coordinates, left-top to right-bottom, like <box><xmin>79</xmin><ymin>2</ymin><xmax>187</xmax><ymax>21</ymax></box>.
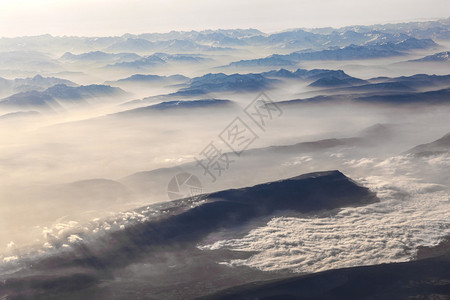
<box><xmin>0</xmin><ymin>0</ymin><xmax>449</xmax><ymax>36</ymax></box>
<box><xmin>0</xmin><ymin>1</ymin><xmax>449</xmax><ymax>299</ymax></box>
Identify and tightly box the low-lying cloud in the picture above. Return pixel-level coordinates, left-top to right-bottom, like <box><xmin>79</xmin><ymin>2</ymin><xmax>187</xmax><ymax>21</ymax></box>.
<box><xmin>199</xmin><ymin>153</ymin><xmax>450</xmax><ymax>273</ymax></box>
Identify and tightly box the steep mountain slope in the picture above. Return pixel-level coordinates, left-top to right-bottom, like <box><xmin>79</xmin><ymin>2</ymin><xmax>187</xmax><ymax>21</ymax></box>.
<box><xmin>407</xmin><ymin>132</ymin><xmax>450</xmax><ymax>156</ymax></box>
<box><xmin>202</xmin><ymin>252</ymin><xmax>450</xmax><ymax>300</ymax></box>
<box><xmin>0</xmin><ymin>171</ymin><xmax>377</xmax><ymax>300</ymax></box>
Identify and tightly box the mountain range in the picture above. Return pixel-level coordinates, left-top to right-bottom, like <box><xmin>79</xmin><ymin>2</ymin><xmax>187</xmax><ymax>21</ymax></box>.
<box><xmin>408</xmin><ymin>51</ymin><xmax>450</xmax><ymax>62</ymax></box>
<box><xmin>0</xmin><ymin>74</ymin><xmax>77</xmax><ymax>96</ymax></box>
<box><xmin>105</xmin><ymin>38</ymin><xmax>232</xmax><ymax>53</ymax></box>
<box><xmin>227</xmin><ymin>38</ymin><xmax>437</xmax><ymax>68</ymax></box>
<box><xmin>0</xmin><ymin>84</ymin><xmax>126</xmax><ymax>111</ymax></box>
<box><xmin>106</xmin><ymin>53</ymin><xmax>207</xmax><ymax>69</ymax></box>
<box><xmin>106</xmin><ymin>74</ymin><xmax>189</xmax><ymax>85</ymax></box>
<box><xmin>0</xmin><ymin>18</ymin><xmax>447</xmax><ymax>54</ymax></box>
<box><xmin>169</xmin><ymin>73</ymin><xmax>278</xmax><ymax>96</ymax></box>
<box><xmin>60</xmin><ymin>51</ymin><xmax>141</xmax><ymax>63</ymax></box>
<box><xmin>113</xmin><ymin>99</ymin><xmax>236</xmax><ymax>116</ymax></box>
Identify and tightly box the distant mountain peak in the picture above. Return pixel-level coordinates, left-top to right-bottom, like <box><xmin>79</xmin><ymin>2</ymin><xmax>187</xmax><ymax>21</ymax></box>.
<box><xmin>409</xmin><ymin>51</ymin><xmax>450</xmax><ymax>62</ymax></box>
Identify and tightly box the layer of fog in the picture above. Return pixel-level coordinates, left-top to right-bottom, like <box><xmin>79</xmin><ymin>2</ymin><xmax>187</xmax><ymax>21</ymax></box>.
<box><xmin>1</xmin><ymin>94</ymin><xmax>450</xmax><ymax>259</ymax></box>
<box><xmin>0</xmin><ymin>36</ymin><xmax>449</xmax><ymax>268</ymax></box>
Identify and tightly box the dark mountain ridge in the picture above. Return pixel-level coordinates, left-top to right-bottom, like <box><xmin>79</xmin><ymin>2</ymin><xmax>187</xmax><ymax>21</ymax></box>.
<box><xmin>0</xmin><ymin>171</ymin><xmax>378</xmax><ymax>299</ymax></box>
<box><xmin>202</xmin><ymin>251</ymin><xmax>450</xmax><ymax>300</ymax></box>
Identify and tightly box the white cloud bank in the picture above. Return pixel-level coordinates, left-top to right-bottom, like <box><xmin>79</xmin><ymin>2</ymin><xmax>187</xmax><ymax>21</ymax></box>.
<box><xmin>199</xmin><ymin>153</ymin><xmax>450</xmax><ymax>273</ymax></box>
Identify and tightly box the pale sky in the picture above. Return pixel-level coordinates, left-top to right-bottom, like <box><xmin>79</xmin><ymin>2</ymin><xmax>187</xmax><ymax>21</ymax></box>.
<box><xmin>0</xmin><ymin>0</ymin><xmax>448</xmax><ymax>37</ymax></box>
